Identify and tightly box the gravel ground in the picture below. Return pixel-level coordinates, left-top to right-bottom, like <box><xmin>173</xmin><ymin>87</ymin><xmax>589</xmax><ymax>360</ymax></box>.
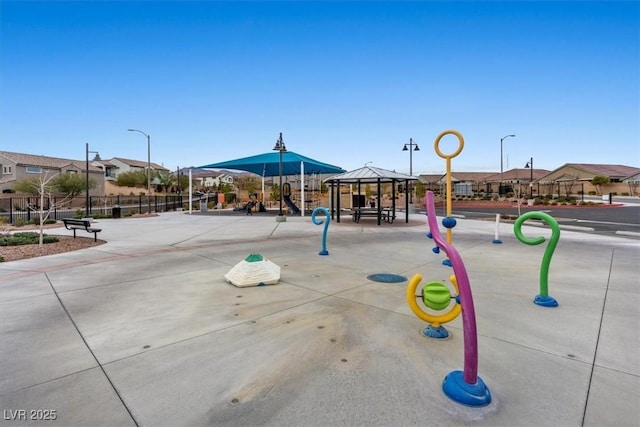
<box><xmin>0</xmin><ymin>224</ymin><xmax>106</xmax><ymax>262</ymax></box>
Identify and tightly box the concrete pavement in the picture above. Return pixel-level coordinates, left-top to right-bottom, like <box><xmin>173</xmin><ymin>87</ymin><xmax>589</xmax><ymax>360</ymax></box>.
<box><xmin>1</xmin><ymin>211</ymin><xmax>639</xmax><ymax>426</ymax></box>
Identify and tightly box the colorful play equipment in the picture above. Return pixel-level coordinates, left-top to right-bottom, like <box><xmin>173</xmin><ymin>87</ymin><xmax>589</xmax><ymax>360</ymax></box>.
<box><xmin>224</xmin><ymin>253</ymin><xmax>281</xmax><ymax>288</ymax></box>
<box><xmin>408</xmin><ymin>191</ymin><xmax>491</xmax><ymax>407</ymax></box>
<box><xmin>492</xmin><ymin>213</ymin><xmax>503</xmax><ymax>244</ymax></box>
<box><xmin>514</xmin><ymin>211</ymin><xmax>561</xmax><ymax>307</ymax></box>
<box><xmin>406</xmin><ymin>273</ymin><xmax>461</xmax><ymax>339</ymax></box>
<box><xmin>311</xmin><ymin>206</ymin><xmax>331</xmax><ymax>255</ymax></box>
<box><xmin>433</xmin><ymin>129</ymin><xmax>465</xmax><ymax>266</ymax></box>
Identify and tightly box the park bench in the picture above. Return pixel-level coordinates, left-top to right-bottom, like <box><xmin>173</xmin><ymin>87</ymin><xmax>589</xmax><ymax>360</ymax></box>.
<box><xmin>62</xmin><ymin>218</ymin><xmax>102</xmax><ymax>242</ymax></box>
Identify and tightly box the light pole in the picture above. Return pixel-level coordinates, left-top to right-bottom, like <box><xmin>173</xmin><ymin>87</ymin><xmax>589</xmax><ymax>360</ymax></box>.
<box><xmin>273</xmin><ymin>132</ymin><xmax>287</xmax><ymax>219</ymax></box>
<box><xmin>127</xmin><ymin>129</ymin><xmax>151</xmax><ymax>213</ymax></box>
<box><xmin>525</xmin><ymin>157</ymin><xmax>534</xmax><ymax>198</ymax></box>
<box><xmin>402</xmin><ymin>138</ymin><xmax>419</xmax><ymax>203</ymax></box>
<box><xmin>85</xmin><ymin>143</ymin><xmax>100</xmax><ymax>216</ymax></box>
<box><xmin>500</xmin><ymin>134</ymin><xmax>516</xmax><ymax>194</ymax></box>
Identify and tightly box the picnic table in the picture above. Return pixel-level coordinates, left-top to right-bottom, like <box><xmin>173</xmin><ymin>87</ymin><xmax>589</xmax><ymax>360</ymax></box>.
<box><xmin>351</xmin><ymin>207</ymin><xmax>394</xmax><ymax>224</ymax></box>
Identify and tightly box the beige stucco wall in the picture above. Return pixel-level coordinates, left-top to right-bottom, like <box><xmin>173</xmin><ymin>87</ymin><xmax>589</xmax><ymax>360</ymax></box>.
<box><xmin>104</xmin><ymin>181</ymin><xmax>153</xmax><ymax>196</ymax></box>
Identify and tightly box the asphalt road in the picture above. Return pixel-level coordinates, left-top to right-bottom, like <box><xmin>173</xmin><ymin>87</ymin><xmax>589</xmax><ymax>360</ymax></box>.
<box><xmin>436</xmin><ymin>204</ymin><xmax>640</xmax><ymax>239</ymax></box>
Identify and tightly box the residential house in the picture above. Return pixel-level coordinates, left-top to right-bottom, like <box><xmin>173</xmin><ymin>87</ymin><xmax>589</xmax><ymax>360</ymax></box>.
<box><xmin>199</xmin><ymin>171</ymin><xmax>234</xmax><ymax>189</ymax></box>
<box><xmin>176</xmin><ymin>167</ymin><xmax>235</xmax><ymax>192</ymax></box>
<box><xmin>97</xmin><ymin>157</ymin><xmax>169</xmax><ymax>183</ymax></box>
<box><xmin>0</xmin><ymin>151</ymin><xmax>105</xmax><ymax>196</ymax></box>
<box><xmin>93</xmin><ymin>158</ymin><xmax>119</xmax><ymax>181</ymax></box>
<box><xmin>418</xmin><ymin>172</ymin><xmax>507</xmax><ymax>195</ymax></box>
<box><xmin>92</xmin><ymin>157</ymin><xmax>171</xmax><ymax>195</ymax></box>
<box><xmin>624</xmin><ymin>171</ymin><xmax>640</xmax><ymax>197</ymax></box>
<box><xmin>482</xmin><ymin>168</ymin><xmax>551</xmax><ymax>196</ymax></box>
<box><xmin>535</xmin><ymin>163</ymin><xmax>640</xmax><ymax>196</ymax></box>
<box><xmin>418</xmin><ymin>163</ymin><xmax>639</xmax><ymax>197</ymax></box>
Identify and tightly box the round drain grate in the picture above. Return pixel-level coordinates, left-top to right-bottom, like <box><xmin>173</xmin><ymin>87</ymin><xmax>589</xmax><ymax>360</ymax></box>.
<box><xmin>367</xmin><ymin>273</ymin><xmax>408</xmax><ymax>283</ymax></box>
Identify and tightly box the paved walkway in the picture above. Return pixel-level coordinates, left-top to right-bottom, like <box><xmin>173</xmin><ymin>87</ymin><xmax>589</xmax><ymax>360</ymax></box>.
<box><xmin>1</xmin><ymin>212</ymin><xmax>638</xmax><ymax>426</ymax></box>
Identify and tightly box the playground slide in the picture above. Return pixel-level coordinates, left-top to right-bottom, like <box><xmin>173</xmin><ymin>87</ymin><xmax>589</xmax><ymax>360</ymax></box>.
<box><xmin>283</xmin><ymin>195</ymin><xmax>301</xmax><ymax>214</ymax></box>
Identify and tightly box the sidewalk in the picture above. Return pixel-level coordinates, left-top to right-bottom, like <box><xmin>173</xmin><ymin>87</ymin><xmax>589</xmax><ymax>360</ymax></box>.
<box><xmin>1</xmin><ymin>212</ymin><xmax>638</xmax><ymax>426</ymax></box>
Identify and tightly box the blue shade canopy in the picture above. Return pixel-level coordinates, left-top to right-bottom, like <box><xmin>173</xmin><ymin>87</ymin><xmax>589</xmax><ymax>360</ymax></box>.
<box><xmin>199</xmin><ymin>151</ymin><xmax>346</xmax><ymax>177</ymax></box>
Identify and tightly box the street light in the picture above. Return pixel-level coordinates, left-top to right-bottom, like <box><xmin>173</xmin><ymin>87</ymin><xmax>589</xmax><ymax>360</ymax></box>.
<box><xmin>85</xmin><ymin>143</ymin><xmax>100</xmax><ymax>215</ymax></box>
<box><xmin>273</xmin><ymin>132</ymin><xmax>287</xmax><ymax>218</ymax></box>
<box><xmin>525</xmin><ymin>157</ymin><xmax>534</xmax><ymax>198</ymax></box>
<box><xmin>127</xmin><ymin>129</ymin><xmax>151</xmax><ymax>214</ymax></box>
<box><xmin>402</xmin><ymin>138</ymin><xmax>419</xmax><ymax>203</ymax></box>
<box><xmin>500</xmin><ymin>134</ymin><xmax>516</xmax><ymax>194</ymax></box>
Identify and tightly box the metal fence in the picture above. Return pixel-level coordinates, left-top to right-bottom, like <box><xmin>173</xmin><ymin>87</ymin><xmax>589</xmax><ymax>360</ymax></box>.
<box><xmin>0</xmin><ymin>194</ymin><xmax>188</xmax><ymax>224</ymax></box>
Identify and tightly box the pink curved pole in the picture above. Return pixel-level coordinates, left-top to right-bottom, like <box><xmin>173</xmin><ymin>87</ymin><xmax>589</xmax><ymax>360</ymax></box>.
<box><xmin>425</xmin><ymin>191</ymin><xmax>478</xmax><ymax>384</ymax></box>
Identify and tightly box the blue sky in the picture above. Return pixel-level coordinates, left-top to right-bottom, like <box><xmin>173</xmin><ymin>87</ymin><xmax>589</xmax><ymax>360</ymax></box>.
<box><xmin>1</xmin><ymin>1</ymin><xmax>638</xmax><ymax>175</ymax></box>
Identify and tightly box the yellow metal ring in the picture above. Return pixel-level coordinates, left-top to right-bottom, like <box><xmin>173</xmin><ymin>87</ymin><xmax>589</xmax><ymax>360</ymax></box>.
<box><xmin>434</xmin><ymin>129</ymin><xmax>465</xmax><ymax>159</ymax></box>
<box><xmin>406</xmin><ymin>274</ymin><xmax>462</xmax><ymax>325</ymax></box>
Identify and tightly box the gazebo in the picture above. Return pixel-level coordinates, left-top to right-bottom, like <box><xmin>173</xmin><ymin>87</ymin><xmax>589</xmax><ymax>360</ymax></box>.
<box><xmin>324</xmin><ymin>165</ymin><xmax>417</xmax><ymax>225</ymax></box>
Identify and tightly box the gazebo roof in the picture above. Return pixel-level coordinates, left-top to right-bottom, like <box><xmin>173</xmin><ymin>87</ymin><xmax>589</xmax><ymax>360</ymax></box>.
<box><xmin>324</xmin><ymin>165</ymin><xmax>417</xmax><ymax>184</ymax></box>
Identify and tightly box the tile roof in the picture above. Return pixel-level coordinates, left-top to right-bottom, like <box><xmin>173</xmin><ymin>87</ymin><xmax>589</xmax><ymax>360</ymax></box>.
<box><xmin>111</xmin><ymin>157</ymin><xmax>169</xmax><ymax>171</ymax></box>
<box><xmin>450</xmin><ymin>171</ymin><xmax>497</xmax><ymax>182</ymax></box>
<box><xmin>484</xmin><ymin>168</ymin><xmax>552</xmax><ymax>181</ymax></box>
<box><xmin>561</xmin><ymin>163</ymin><xmax>640</xmax><ymax>179</ymax></box>
<box><xmin>0</xmin><ymin>151</ymin><xmax>101</xmax><ymax>171</ymax></box>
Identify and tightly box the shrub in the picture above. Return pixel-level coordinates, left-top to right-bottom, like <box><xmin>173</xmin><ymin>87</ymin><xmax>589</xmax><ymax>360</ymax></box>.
<box><xmin>0</xmin><ymin>232</ymin><xmax>59</xmax><ymax>246</ymax></box>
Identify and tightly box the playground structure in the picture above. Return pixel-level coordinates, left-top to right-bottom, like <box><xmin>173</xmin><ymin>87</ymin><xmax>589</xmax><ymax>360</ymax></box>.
<box><xmin>514</xmin><ymin>211</ymin><xmax>561</xmax><ymax>307</ymax></box>
<box><xmin>407</xmin><ymin>190</ymin><xmax>491</xmax><ymax>407</ymax></box>
<box><xmin>406</xmin><ymin>130</ymin><xmax>467</xmax><ymax>340</ymax></box>
<box><xmin>282</xmin><ymin>183</ymin><xmax>301</xmax><ymax>215</ymax></box>
<box><xmin>405</xmin><ymin>129</ymin><xmax>563</xmax><ymax>408</ymax></box>
<box><xmin>404</xmin><ymin>130</ymin><xmax>490</xmax><ymax>407</ymax></box>
<box><xmin>433</xmin><ymin>129</ymin><xmax>465</xmax><ymax>266</ymax></box>
<box><xmin>406</xmin><ymin>272</ymin><xmax>460</xmax><ymax>339</ymax></box>
<box><xmin>224</xmin><ymin>253</ymin><xmax>281</xmax><ymax>288</ymax></box>
<box><xmin>311</xmin><ymin>207</ymin><xmax>331</xmax><ymax>255</ymax></box>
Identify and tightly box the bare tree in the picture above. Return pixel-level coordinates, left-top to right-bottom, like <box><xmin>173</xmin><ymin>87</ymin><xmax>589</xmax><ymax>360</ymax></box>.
<box><xmin>512</xmin><ymin>180</ymin><xmax>525</xmax><ymax>217</ymax></box>
<box><xmin>100</xmin><ymin>193</ymin><xmax>111</xmax><ymax>215</ymax></box>
<box><xmin>14</xmin><ymin>172</ymin><xmax>74</xmax><ymax>247</ymax></box>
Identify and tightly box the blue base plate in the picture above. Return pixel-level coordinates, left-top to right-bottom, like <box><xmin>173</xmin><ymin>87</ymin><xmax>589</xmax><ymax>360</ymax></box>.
<box><xmin>442</xmin><ymin>370</ymin><xmax>491</xmax><ymax>407</ymax></box>
<box><xmin>422</xmin><ymin>325</ymin><xmax>450</xmax><ymax>339</ymax></box>
<box><xmin>534</xmin><ymin>295</ymin><xmax>558</xmax><ymax>307</ymax></box>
